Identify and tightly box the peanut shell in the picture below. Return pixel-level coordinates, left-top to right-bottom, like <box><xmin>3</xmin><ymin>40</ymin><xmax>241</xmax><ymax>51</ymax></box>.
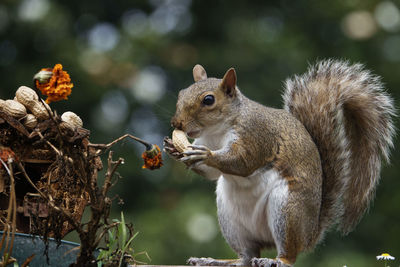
<box><xmin>61</xmin><ymin>111</ymin><xmax>83</xmax><ymax>131</ymax></box>
<box><xmin>1</xmin><ymin>99</ymin><xmax>27</xmax><ymax>118</ymax></box>
<box><xmin>172</xmin><ymin>129</ymin><xmax>191</xmax><ymax>152</ymax></box>
<box><xmin>23</xmin><ymin>114</ymin><xmax>38</xmax><ymax>129</ymax></box>
<box><xmin>31</xmin><ymin>100</ymin><xmax>52</xmax><ymax>120</ymax></box>
<box><xmin>15</xmin><ymin>86</ymin><xmax>39</xmax><ymax>106</ymax></box>
<box><xmin>15</xmin><ymin>86</ymin><xmax>51</xmax><ymax>120</ymax></box>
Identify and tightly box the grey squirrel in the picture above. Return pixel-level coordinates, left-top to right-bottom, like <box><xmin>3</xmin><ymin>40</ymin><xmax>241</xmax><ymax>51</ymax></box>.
<box><xmin>163</xmin><ymin>60</ymin><xmax>396</xmax><ymax>267</ymax></box>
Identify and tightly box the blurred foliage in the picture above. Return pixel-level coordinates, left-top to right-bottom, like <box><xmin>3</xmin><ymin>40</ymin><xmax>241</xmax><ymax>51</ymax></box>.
<box><xmin>0</xmin><ymin>0</ymin><xmax>400</xmax><ymax>266</ymax></box>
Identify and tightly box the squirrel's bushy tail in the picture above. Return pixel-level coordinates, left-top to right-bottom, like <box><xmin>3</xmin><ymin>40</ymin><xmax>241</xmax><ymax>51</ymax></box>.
<box><xmin>283</xmin><ymin>60</ymin><xmax>395</xmax><ymax>235</ymax></box>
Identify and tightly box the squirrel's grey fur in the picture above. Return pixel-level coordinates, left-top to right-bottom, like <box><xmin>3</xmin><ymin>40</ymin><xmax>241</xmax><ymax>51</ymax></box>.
<box><xmin>283</xmin><ymin>60</ymin><xmax>396</xmax><ymax>235</ymax></box>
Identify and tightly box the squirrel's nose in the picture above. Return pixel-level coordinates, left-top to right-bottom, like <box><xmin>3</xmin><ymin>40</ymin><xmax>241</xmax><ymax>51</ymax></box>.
<box><xmin>171</xmin><ymin>116</ymin><xmax>183</xmax><ymax>130</ymax></box>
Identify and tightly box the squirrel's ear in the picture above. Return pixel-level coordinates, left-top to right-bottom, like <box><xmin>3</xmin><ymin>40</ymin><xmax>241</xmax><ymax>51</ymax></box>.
<box><xmin>221</xmin><ymin>68</ymin><xmax>237</xmax><ymax>97</ymax></box>
<box><xmin>193</xmin><ymin>64</ymin><xmax>207</xmax><ymax>82</ymax></box>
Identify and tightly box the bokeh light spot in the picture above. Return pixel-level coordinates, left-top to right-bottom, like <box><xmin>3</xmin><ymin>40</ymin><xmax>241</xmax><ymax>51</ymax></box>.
<box><xmin>88</xmin><ymin>22</ymin><xmax>120</xmax><ymax>52</ymax></box>
<box><xmin>18</xmin><ymin>0</ymin><xmax>50</xmax><ymax>22</ymax></box>
<box><xmin>101</xmin><ymin>90</ymin><xmax>129</xmax><ymax>123</ymax></box>
<box><xmin>129</xmin><ymin>67</ymin><xmax>166</xmax><ymax>103</ymax></box>
<box><xmin>149</xmin><ymin>0</ymin><xmax>192</xmax><ymax>34</ymax></box>
<box><xmin>375</xmin><ymin>1</ymin><xmax>400</xmax><ymax>32</ymax></box>
<box><xmin>186</xmin><ymin>213</ymin><xmax>218</xmax><ymax>243</ymax></box>
<box><xmin>92</xmin><ymin>90</ymin><xmax>129</xmax><ymax>134</ymax></box>
<box><xmin>79</xmin><ymin>50</ymin><xmax>111</xmax><ymax>75</ymax></box>
<box><xmin>342</xmin><ymin>10</ymin><xmax>377</xmax><ymax>40</ymax></box>
<box><xmin>121</xmin><ymin>9</ymin><xmax>148</xmax><ymax>37</ymax></box>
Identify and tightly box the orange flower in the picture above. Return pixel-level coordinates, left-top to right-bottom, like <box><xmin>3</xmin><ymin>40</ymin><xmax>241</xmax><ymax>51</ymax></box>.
<box><xmin>0</xmin><ymin>147</ymin><xmax>18</xmax><ymax>168</ymax></box>
<box><xmin>142</xmin><ymin>144</ymin><xmax>163</xmax><ymax>170</ymax></box>
<box><xmin>34</xmin><ymin>63</ymin><xmax>73</xmax><ymax>104</ymax></box>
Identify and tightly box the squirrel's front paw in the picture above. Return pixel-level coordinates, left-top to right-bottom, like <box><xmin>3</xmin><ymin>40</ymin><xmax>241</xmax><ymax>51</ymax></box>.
<box><xmin>163</xmin><ymin>136</ymin><xmax>183</xmax><ymax>160</ymax></box>
<box><xmin>181</xmin><ymin>145</ymin><xmax>212</xmax><ymax>164</ymax></box>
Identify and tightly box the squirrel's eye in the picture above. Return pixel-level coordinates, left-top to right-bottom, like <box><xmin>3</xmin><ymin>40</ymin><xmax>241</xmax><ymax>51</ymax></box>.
<box><xmin>202</xmin><ymin>95</ymin><xmax>215</xmax><ymax>106</ymax></box>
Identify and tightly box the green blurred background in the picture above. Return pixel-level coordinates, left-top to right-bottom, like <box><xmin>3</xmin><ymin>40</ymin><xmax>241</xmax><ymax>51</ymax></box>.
<box><xmin>0</xmin><ymin>0</ymin><xmax>399</xmax><ymax>266</ymax></box>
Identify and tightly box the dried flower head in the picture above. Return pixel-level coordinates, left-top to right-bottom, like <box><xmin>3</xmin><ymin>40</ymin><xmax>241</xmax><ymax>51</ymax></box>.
<box><xmin>142</xmin><ymin>144</ymin><xmax>163</xmax><ymax>170</ymax></box>
<box><xmin>0</xmin><ymin>147</ymin><xmax>18</xmax><ymax>168</ymax></box>
<box><xmin>34</xmin><ymin>63</ymin><xmax>73</xmax><ymax>104</ymax></box>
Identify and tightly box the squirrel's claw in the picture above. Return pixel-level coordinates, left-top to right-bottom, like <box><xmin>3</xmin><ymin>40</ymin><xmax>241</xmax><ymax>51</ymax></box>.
<box><xmin>188</xmin><ymin>145</ymin><xmax>209</xmax><ymax>151</ymax></box>
<box><xmin>182</xmin><ymin>150</ymin><xmax>206</xmax><ymax>156</ymax></box>
<box><xmin>163</xmin><ymin>136</ymin><xmax>174</xmax><ymax>146</ymax></box>
<box><xmin>163</xmin><ymin>136</ymin><xmax>183</xmax><ymax>160</ymax></box>
<box><xmin>181</xmin><ymin>145</ymin><xmax>212</xmax><ymax>163</ymax></box>
<box><xmin>163</xmin><ymin>146</ymin><xmax>177</xmax><ymax>154</ymax></box>
<box><xmin>251</xmin><ymin>258</ymin><xmax>290</xmax><ymax>267</ymax></box>
<box><xmin>181</xmin><ymin>154</ymin><xmax>207</xmax><ymax>162</ymax></box>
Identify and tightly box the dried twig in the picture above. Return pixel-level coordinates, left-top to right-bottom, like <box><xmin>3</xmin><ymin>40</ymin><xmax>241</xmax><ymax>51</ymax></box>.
<box><xmin>89</xmin><ymin>134</ymin><xmax>152</xmax><ymax>154</ymax></box>
<box><xmin>103</xmin><ymin>151</ymin><xmax>124</xmax><ymax>197</ymax></box>
<box><xmin>72</xmin><ymin>150</ymin><xmax>126</xmax><ymax>266</ymax></box>
<box><xmin>0</xmin><ymin>158</ymin><xmax>17</xmax><ymax>265</ymax></box>
<box><xmin>8</xmin><ymin>161</ymin><xmax>16</xmax><ymax>262</ymax></box>
<box><xmin>21</xmin><ymin>254</ymin><xmax>35</xmax><ymax>267</ymax></box>
<box><xmin>36</xmin><ymin>131</ymin><xmax>62</xmax><ymax>156</ymax></box>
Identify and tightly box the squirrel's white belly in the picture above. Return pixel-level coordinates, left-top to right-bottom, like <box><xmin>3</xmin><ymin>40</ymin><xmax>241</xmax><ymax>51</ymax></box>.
<box><xmin>216</xmin><ymin>168</ymin><xmax>289</xmax><ymax>247</ymax></box>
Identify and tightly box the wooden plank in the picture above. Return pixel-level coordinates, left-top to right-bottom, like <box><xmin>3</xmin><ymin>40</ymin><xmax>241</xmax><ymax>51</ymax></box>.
<box><xmin>133</xmin><ymin>265</ymin><xmax>226</xmax><ymax>267</ymax></box>
<box><xmin>133</xmin><ymin>266</ymin><xmax>189</xmax><ymax>267</ymax></box>
<box><xmin>21</xmin><ymin>158</ymin><xmax>54</xmax><ymax>164</ymax></box>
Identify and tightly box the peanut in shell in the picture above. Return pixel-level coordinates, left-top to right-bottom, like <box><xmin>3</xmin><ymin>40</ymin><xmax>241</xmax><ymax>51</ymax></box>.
<box><xmin>23</xmin><ymin>114</ymin><xmax>38</xmax><ymax>129</ymax></box>
<box><xmin>61</xmin><ymin>111</ymin><xmax>83</xmax><ymax>131</ymax></box>
<box><xmin>1</xmin><ymin>99</ymin><xmax>27</xmax><ymax>118</ymax></box>
<box><xmin>15</xmin><ymin>86</ymin><xmax>52</xmax><ymax>120</ymax></box>
<box><xmin>172</xmin><ymin>129</ymin><xmax>191</xmax><ymax>152</ymax></box>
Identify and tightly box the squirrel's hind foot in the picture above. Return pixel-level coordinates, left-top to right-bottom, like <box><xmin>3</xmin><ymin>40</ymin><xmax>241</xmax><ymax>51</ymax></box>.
<box><xmin>251</xmin><ymin>257</ymin><xmax>292</xmax><ymax>267</ymax></box>
<box><xmin>187</xmin><ymin>257</ymin><xmax>244</xmax><ymax>266</ymax></box>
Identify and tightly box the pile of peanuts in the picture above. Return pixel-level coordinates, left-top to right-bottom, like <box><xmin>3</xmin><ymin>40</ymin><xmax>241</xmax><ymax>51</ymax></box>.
<box><xmin>0</xmin><ymin>86</ymin><xmax>82</xmax><ymax>131</ymax></box>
